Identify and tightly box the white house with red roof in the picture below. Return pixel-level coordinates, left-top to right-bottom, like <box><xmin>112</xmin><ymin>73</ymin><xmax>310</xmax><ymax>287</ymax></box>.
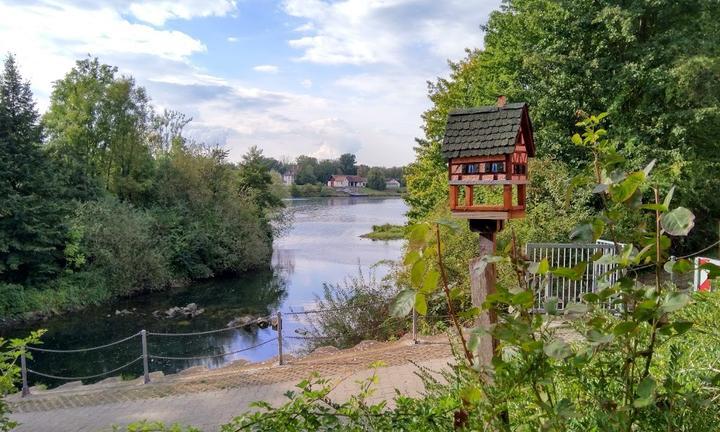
<box><xmin>327</xmin><ymin>174</ymin><xmax>367</xmax><ymax>188</ymax></box>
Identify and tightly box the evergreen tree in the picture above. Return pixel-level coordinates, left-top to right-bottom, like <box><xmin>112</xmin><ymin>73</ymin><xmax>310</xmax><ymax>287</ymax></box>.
<box><xmin>0</xmin><ymin>54</ymin><xmax>68</xmax><ymax>285</ymax></box>
<box><xmin>238</xmin><ymin>146</ymin><xmax>283</xmax><ymax>209</ymax></box>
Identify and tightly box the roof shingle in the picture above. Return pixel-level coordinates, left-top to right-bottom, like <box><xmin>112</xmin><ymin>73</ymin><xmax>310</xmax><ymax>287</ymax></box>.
<box><xmin>441</xmin><ymin>102</ymin><xmax>528</xmax><ymax>159</ymax></box>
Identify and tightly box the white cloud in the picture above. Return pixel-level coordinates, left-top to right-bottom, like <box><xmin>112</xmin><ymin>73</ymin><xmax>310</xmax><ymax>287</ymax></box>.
<box><xmin>301</xmin><ymin>79</ymin><xmax>313</xmax><ymax>88</ymax></box>
<box><xmin>0</xmin><ymin>1</ymin><xmax>208</xmax><ymax>109</ymax></box>
<box><xmin>128</xmin><ymin>0</ymin><xmax>237</xmax><ymax>26</ymax></box>
<box><xmin>227</xmin><ymin>36</ymin><xmax>239</xmax><ymax>42</ymax></box>
<box><xmin>253</xmin><ymin>65</ymin><xmax>279</xmax><ymax>74</ymax></box>
<box><xmin>283</xmin><ymin>0</ymin><xmax>493</xmax><ymax>65</ymax></box>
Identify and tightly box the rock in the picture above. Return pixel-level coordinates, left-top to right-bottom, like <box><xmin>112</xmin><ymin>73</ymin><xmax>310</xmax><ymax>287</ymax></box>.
<box><xmin>157</xmin><ymin>304</ymin><xmax>204</xmax><ymax>319</ymax></box>
<box><xmin>256</xmin><ymin>317</ymin><xmax>270</xmax><ymax>329</ymax></box>
<box><xmin>115</xmin><ymin>309</ymin><xmax>133</xmax><ymax>316</ymax></box>
<box><xmin>227</xmin><ymin>314</ymin><xmax>256</xmax><ymax>329</ymax></box>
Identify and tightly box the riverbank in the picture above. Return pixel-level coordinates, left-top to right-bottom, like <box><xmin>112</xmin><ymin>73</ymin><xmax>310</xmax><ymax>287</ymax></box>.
<box><xmin>276</xmin><ymin>183</ymin><xmax>406</xmax><ymax>198</ymax></box>
<box><xmin>360</xmin><ymin>224</ymin><xmax>406</xmax><ymax>240</ymax></box>
<box><xmin>3</xmin><ymin>197</ymin><xmax>408</xmax><ymax>383</ymax></box>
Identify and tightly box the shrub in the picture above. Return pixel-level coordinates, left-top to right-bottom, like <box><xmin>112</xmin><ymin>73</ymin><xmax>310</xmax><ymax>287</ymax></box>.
<box><xmin>71</xmin><ymin>197</ymin><xmax>170</xmax><ymax>296</ymax></box>
<box><xmin>298</xmin><ymin>269</ymin><xmax>408</xmax><ymax>351</ymax></box>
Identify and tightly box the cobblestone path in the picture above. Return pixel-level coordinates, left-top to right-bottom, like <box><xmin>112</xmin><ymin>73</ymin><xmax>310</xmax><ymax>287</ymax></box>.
<box><xmin>8</xmin><ymin>335</ymin><xmax>455</xmax><ymax>431</ymax></box>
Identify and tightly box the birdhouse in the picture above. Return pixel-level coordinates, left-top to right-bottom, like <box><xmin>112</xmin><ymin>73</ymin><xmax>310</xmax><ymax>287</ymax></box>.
<box><xmin>441</xmin><ymin>97</ymin><xmax>535</xmax><ymax>226</ymax></box>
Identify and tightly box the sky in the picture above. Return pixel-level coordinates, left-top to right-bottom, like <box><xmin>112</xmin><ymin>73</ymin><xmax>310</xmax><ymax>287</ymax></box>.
<box><xmin>0</xmin><ymin>0</ymin><xmax>502</xmax><ymax>166</ymax></box>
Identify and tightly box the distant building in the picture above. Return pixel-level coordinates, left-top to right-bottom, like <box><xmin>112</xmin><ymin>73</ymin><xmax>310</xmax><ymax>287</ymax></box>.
<box><xmin>327</xmin><ymin>174</ymin><xmax>367</xmax><ymax>188</ymax></box>
<box><xmin>282</xmin><ymin>168</ymin><xmax>296</xmax><ymax>185</ymax></box>
<box><xmin>385</xmin><ymin>178</ymin><xmax>401</xmax><ymax>189</ymax></box>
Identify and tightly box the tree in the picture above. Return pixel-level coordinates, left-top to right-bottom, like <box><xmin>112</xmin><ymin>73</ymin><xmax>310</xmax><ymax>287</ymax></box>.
<box><xmin>315</xmin><ymin>159</ymin><xmax>340</xmax><ymax>184</ymax></box>
<box><xmin>295</xmin><ymin>155</ymin><xmax>318</xmax><ymax>184</ymax></box>
<box><xmin>0</xmin><ymin>54</ymin><xmax>68</xmax><ymax>285</ymax></box>
<box><xmin>43</xmin><ymin>57</ymin><xmax>155</xmax><ymax>202</ymax></box>
<box><xmin>339</xmin><ymin>153</ymin><xmax>357</xmax><ymax>175</ymax></box>
<box><xmin>366</xmin><ymin>168</ymin><xmax>386</xmax><ymax>190</ymax></box>
<box><xmin>238</xmin><ymin>146</ymin><xmax>283</xmax><ymax>210</ymax></box>
<box><xmin>405</xmin><ymin>0</ymin><xmax>720</xmax><ymax>249</ymax></box>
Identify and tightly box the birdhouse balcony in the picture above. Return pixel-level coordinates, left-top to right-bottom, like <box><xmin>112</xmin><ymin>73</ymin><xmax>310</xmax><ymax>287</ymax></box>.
<box><xmin>447</xmin><ymin>155</ymin><xmax>527</xmax><ymax>220</ymax></box>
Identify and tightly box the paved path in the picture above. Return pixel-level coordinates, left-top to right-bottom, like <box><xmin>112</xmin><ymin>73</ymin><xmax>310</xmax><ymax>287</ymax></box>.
<box><xmin>8</xmin><ymin>336</ymin><xmax>455</xmax><ymax>431</ymax></box>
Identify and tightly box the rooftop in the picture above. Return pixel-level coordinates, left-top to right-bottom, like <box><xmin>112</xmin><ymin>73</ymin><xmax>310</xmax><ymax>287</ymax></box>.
<box><xmin>441</xmin><ymin>102</ymin><xmax>531</xmax><ymax>159</ymax></box>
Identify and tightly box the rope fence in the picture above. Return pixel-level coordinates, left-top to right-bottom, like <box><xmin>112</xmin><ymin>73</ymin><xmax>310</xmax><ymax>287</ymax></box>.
<box><xmin>19</xmin><ymin>239</ymin><xmax>719</xmax><ymax>397</ymax></box>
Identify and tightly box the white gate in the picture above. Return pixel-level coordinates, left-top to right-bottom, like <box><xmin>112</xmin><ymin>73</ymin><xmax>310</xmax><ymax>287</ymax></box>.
<box><xmin>526</xmin><ymin>242</ymin><xmax>622</xmax><ymax>311</ymax></box>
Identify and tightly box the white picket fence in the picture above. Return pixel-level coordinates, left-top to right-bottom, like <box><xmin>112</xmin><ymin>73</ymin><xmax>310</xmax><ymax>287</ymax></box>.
<box><xmin>526</xmin><ymin>242</ymin><xmax>622</xmax><ymax>311</ymax></box>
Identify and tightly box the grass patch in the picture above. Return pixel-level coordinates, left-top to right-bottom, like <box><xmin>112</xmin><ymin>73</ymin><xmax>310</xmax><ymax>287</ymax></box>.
<box><xmin>360</xmin><ymin>224</ymin><xmax>405</xmax><ymax>241</ymax></box>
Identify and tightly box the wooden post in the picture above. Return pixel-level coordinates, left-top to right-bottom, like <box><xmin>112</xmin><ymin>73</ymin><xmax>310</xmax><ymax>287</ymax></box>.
<box><xmin>469</xmin><ymin>230</ymin><xmax>499</xmax><ymax>367</ymax></box>
<box><xmin>141</xmin><ymin>330</ymin><xmax>150</xmax><ymax>384</ymax></box>
<box><xmin>464</xmin><ymin>185</ymin><xmax>474</xmax><ymax>207</ymax></box>
<box><xmin>20</xmin><ymin>350</ymin><xmax>29</xmax><ymax>397</ymax></box>
<box><xmin>503</xmin><ymin>184</ymin><xmax>512</xmax><ymax>210</ymax></box>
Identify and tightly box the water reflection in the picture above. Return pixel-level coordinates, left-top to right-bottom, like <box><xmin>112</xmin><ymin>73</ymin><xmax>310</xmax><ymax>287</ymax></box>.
<box><xmin>5</xmin><ymin>197</ymin><xmax>407</xmax><ymax>387</ymax></box>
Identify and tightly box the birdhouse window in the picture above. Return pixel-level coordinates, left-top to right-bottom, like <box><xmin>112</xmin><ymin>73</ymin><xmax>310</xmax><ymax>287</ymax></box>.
<box><xmin>512</xmin><ymin>164</ymin><xmax>527</xmax><ymax>175</ymax></box>
<box><xmin>462</xmin><ymin>163</ymin><xmax>480</xmax><ymax>174</ymax></box>
<box><xmin>485</xmin><ymin>162</ymin><xmax>505</xmax><ymax>173</ymax></box>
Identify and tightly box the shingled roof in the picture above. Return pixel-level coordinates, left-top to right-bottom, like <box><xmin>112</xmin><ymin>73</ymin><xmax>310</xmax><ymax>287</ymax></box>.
<box><xmin>441</xmin><ymin>102</ymin><xmax>533</xmax><ymax>159</ymax></box>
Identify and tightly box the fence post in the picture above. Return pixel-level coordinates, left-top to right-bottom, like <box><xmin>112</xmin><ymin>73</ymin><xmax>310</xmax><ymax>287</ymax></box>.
<box><xmin>20</xmin><ymin>349</ymin><xmax>29</xmax><ymax>397</ymax></box>
<box><xmin>277</xmin><ymin>311</ymin><xmax>283</xmax><ymax>366</ymax></box>
<box><xmin>141</xmin><ymin>330</ymin><xmax>150</xmax><ymax>384</ymax></box>
<box><xmin>412</xmin><ymin>306</ymin><xmax>418</xmax><ymax>344</ymax></box>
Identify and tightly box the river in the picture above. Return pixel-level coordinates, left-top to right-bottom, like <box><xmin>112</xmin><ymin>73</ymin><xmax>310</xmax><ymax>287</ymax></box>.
<box><xmin>5</xmin><ymin>197</ymin><xmax>408</xmax><ymax>387</ymax></box>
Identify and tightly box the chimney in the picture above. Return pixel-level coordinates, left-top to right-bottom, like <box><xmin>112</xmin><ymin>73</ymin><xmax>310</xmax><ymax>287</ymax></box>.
<box><xmin>496</xmin><ymin>95</ymin><xmax>507</xmax><ymax>108</ymax></box>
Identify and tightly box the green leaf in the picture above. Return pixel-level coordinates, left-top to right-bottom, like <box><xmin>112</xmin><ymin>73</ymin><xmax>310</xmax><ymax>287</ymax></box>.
<box><xmin>609</xmin><ymin>171</ymin><xmax>645</xmax><ymax>203</ymax></box>
<box><xmin>468</xmin><ymin>326</ymin><xmax>488</xmax><ymax>352</ymax></box>
<box><xmin>587</xmin><ymin>329</ymin><xmax>614</xmax><ymax>345</ymax></box>
<box><xmin>671</xmin><ymin>321</ymin><xmax>693</xmax><ymax>335</ymax></box>
<box><xmin>552</xmin><ymin>262</ymin><xmax>587</xmax><ymax>281</ymax></box>
<box><xmin>510</xmin><ymin>290</ymin><xmax>534</xmax><ymax>307</ymax></box>
<box><xmin>404</xmin><ymin>250</ymin><xmax>420</xmax><ymax>267</ymax></box>
<box><xmin>612</xmin><ymin>321</ymin><xmax>637</xmax><ymax>336</ymax></box>
<box><xmin>660</xmin><ymin>207</ymin><xmax>695</xmax><ymax>236</ymax></box>
<box><xmin>633</xmin><ymin>376</ymin><xmax>656</xmax><ymax>408</ymax></box>
<box><xmin>663</xmin><ymin>186</ymin><xmax>675</xmax><ymax>209</ymax></box>
<box><xmin>414</xmin><ymin>292</ymin><xmax>427</xmax><ymax>315</ymax></box>
<box><xmin>460</xmin><ymin>386</ymin><xmax>483</xmax><ymax>404</ymax></box>
<box><xmin>410</xmin><ymin>259</ymin><xmax>426</xmax><ymax>288</ymax></box>
<box><xmin>642</xmin><ymin>159</ymin><xmax>656</xmax><ymax>177</ymax></box>
<box><xmin>544</xmin><ymin>339</ymin><xmax>572</xmax><ymax>360</ymax></box>
<box><xmin>421</xmin><ymin>270</ymin><xmax>440</xmax><ymax>293</ymax></box>
<box><xmin>391</xmin><ymin>289</ymin><xmax>416</xmax><ymax>317</ymax></box>
<box><xmin>571</xmin><ymin>133</ymin><xmax>583</xmax><ymax>145</ymax></box>
<box><xmin>661</xmin><ymin>292</ymin><xmax>690</xmax><ymax>313</ymax></box>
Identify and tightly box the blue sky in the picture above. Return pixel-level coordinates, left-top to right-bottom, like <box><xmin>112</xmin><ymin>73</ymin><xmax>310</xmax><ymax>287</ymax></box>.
<box><xmin>0</xmin><ymin>0</ymin><xmax>501</xmax><ymax>166</ymax></box>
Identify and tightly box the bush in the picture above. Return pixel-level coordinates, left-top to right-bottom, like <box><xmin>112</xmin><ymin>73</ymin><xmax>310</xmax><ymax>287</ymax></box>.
<box><xmin>71</xmin><ymin>197</ymin><xmax>170</xmax><ymax>296</ymax></box>
<box><xmin>298</xmin><ymin>269</ymin><xmax>408</xmax><ymax>351</ymax></box>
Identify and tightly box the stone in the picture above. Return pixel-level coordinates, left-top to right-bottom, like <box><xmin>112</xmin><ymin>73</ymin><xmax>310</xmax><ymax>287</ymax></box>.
<box><xmin>227</xmin><ymin>315</ymin><xmax>256</xmax><ymax>329</ymax></box>
<box><xmin>115</xmin><ymin>309</ymin><xmax>132</xmax><ymax>316</ymax></box>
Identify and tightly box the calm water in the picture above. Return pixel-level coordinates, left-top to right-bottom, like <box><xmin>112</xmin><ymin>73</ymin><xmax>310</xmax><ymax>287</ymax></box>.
<box><xmin>4</xmin><ymin>197</ymin><xmax>407</xmax><ymax>387</ymax></box>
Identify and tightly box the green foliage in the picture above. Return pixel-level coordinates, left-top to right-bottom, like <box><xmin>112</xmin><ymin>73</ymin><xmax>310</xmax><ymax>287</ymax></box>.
<box><xmin>43</xmin><ymin>57</ymin><xmax>154</xmax><ymax>201</ymax></box>
<box><xmin>300</xmin><ymin>269</ymin><xmax>407</xmax><ymax>351</ymax></box>
<box><xmin>0</xmin><ymin>331</ymin><xmax>43</xmax><ymax>432</ymax></box>
<box><xmin>338</xmin><ymin>153</ymin><xmax>357</xmax><ymax>175</ymax></box>
<box><xmin>114</xmin><ymin>422</ymin><xmax>201</xmax><ymax>432</ymax></box>
<box><xmin>237</xmin><ymin>146</ymin><xmax>284</xmax><ymax>210</ymax></box>
<box><xmin>366</xmin><ymin>168</ymin><xmax>386</xmax><ymax>191</ymax></box>
<box><xmin>405</xmin><ymin>0</ymin><xmax>720</xmax><ymax>251</ymax></box>
<box><xmin>70</xmin><ymin>197</ymin><xmax>170</xmax><ymax>296</ymax></box>
<box><xmin>0</xmin><ymin>54</ymin><xmax>69</xmax><ymax>286</ymax></box>
<box><xmin>0</xmin><ymin>55</ymin><xmax>277</xmax><ymax>318</ymax></box>
<box><xmin>360</xmin><ymin>224</ymin><xmax>405</xmax><ymax>241</ymax></box>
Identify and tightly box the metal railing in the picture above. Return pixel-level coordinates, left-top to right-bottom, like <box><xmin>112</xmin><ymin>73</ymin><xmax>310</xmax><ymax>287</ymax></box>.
<box><xmin>18</xmin><ymin>307</ymin><xmax>444</xmax><ymax>398</ymax></box>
